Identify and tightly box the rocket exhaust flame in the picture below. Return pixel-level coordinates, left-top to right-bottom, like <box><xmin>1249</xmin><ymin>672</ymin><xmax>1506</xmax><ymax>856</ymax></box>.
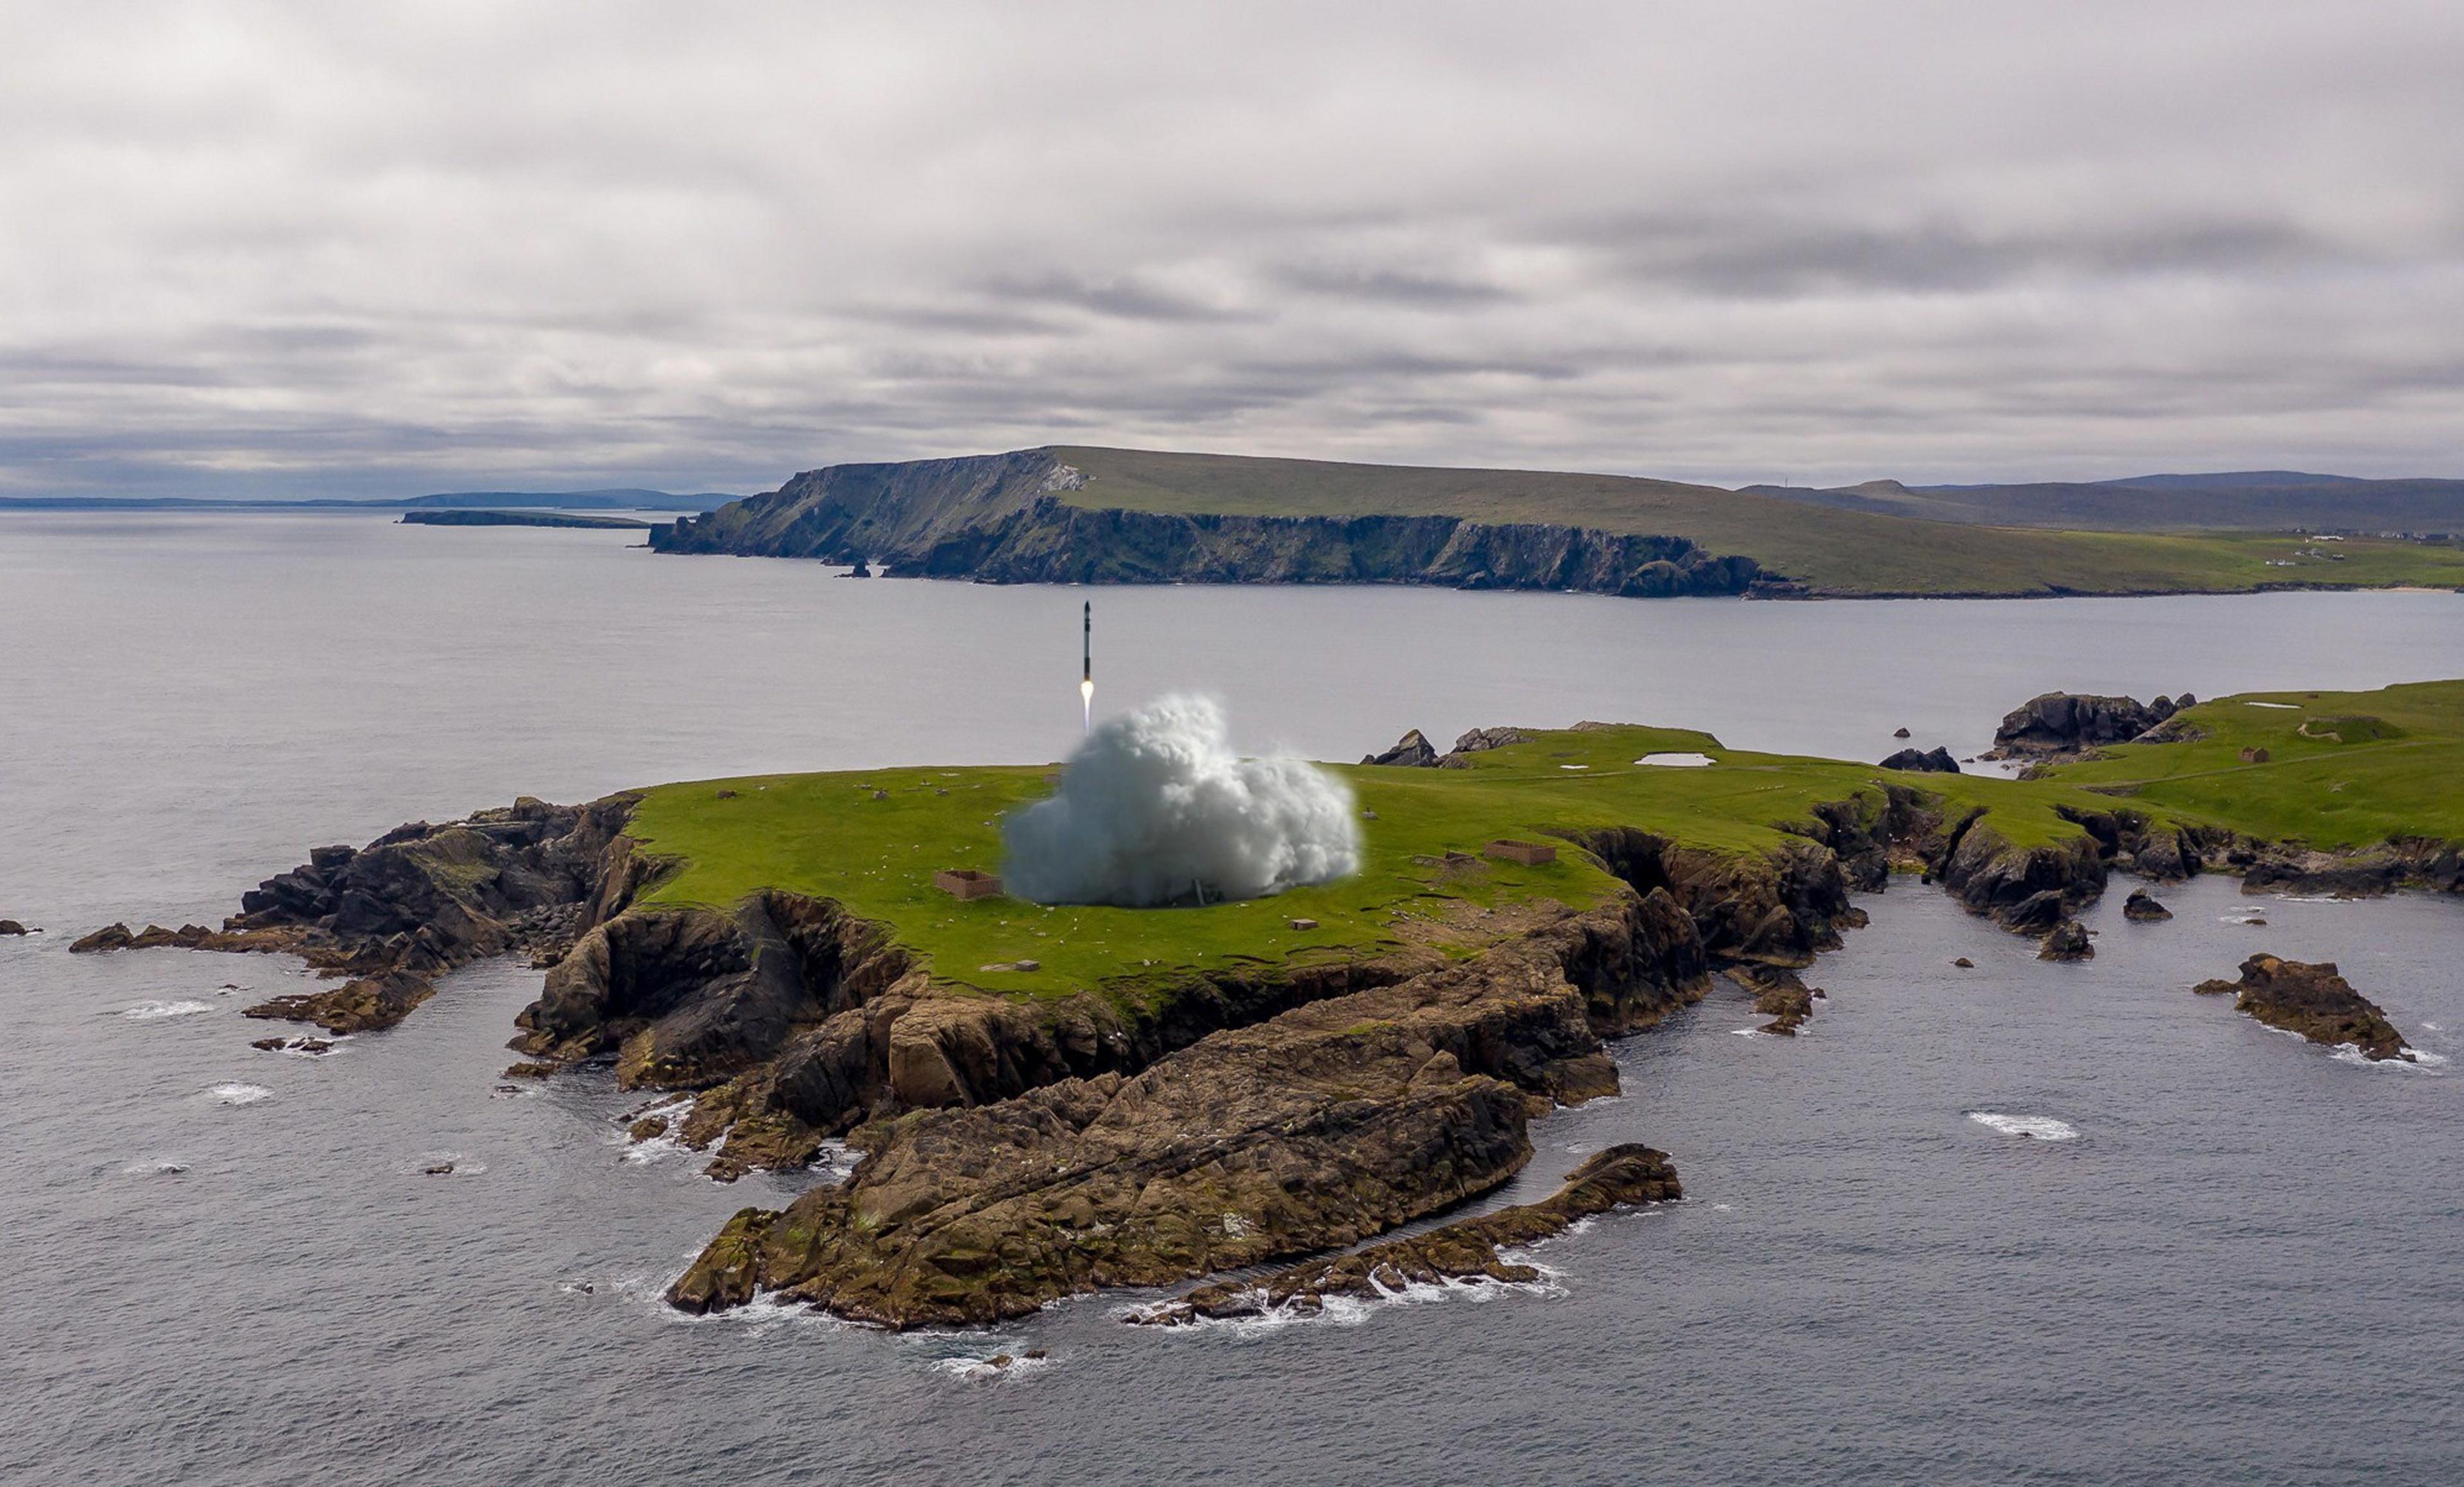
<box><xmin>1080</xmin><ymin>600</ymin><xmax>1093</xmax><ymax>733</ymax></box>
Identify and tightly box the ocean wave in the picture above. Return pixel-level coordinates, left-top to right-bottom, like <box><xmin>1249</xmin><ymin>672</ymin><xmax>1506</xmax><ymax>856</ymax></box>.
<box><xmin>120</xmin><ymin>1158</ymin><xmax>191</xmax><ymax>1176</ymax></box>
<box><xmin>205</xmin><ymin>1083</ymin><xmax>273</xmax><ymax>1106</ymax></box>
<box><xmin>1967</xmin><ymin>1111</ymin><xmax>2078</xmax><ymax>1141</ymax></box>
<box><xmin>121</xmin><ymin>999</ymin><xmax>214</xmax><ymax>1020</ymax></box>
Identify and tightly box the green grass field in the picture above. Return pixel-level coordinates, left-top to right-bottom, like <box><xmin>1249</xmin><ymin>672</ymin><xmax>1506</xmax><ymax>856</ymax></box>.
<box><xmin>619</xmin><ymin>724</ymin><xmax>2175</xmax><ymax>1009</ymax></box>
<box><xmin>1050</xmin><ymin>446</ymin><xmax>2464</xmax><ymax>597</ymax></box>
<box><xmin>2039</xmin><ymin>680</ymin><xmax>2464</xmax><ymax>848</ymax></box>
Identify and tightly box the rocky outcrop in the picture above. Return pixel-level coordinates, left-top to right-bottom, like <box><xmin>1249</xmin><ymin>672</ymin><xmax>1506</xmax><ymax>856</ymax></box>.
<box><xmin>1729</xmin><ymin>965</ymin><xmax>1820</xmax><ymax>1035</ymax></box>
<box><xmin>653</xmin><ymin>450</ymin><xmax>1768</xmax><ymax>599</ymax></box>
<box><xmin>2238</xmin><ymin>840</ymin><xmax>2464</xmax><ymax>898</ymax></box>
<box><xmin>1127</xmin><ymin>1144</ymin><xmax>1681</xmax><ymax>1326</ymax></box>
<box><xmin>2038</xmin><ymin>919</ymin><xmax>2093</xmax><ymax>961</ymax></box>
<box><xmin>667</xmin><ymin>895</ymin><xmax>1688</xmax><ymax>1327</ymax></box>
<box><xmin>2123</xmin><ymin>888</ymin><xmax>2173</xmax><ymax>921</ymax></box>
<box><xmin>2193</xmin><ymin>954</ymin><xmax>2416</xmax><ymax>1061</ymax></box>
<box><xmin>0</xmin><ymin>920</ymin><xmax>31</xmax><ymax>936</ymax></box>
<box><xmin>1924</xmin><ymin>811</ymin><xmax>2102</xmax><ymax>933</ymax></box>
<box><xmin>81</xmin><ymin>795</ymin><xmax>638</xmax><ymax>1036</ymax></box>
<box><xmin>1987</xmin><ymin>692</ymin><xmax>2193</xmax><ymax>760</ymax></box>
<box><xmin>1361</xmin><ymin>729</ymin><xmax>1438</xmax><ymax>767</ymax></box>
<box><xmin>1439</xmin><ymin>726</ymin><xmax>1530</xmax><ymax>765</ymax></box>
<box><xmin>1880</xmin><ymin>746</ymin><xmax>1960</xmax><ymax>773</ymax></box>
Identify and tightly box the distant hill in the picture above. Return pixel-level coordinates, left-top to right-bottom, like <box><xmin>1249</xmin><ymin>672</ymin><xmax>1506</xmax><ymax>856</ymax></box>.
<box><xmin>656</xmin><ymin>445</ymin><xmax>2464</xmax><ymax>597</ymax></box>
<box><xmin>399</xmin><ymin>489</ymin><xmax>735</xmax><ymax>511</ymax></box>
<box><xmin>1740</xmin><ymin>472</ymin><xmax>2464</xmax><ymax>533</ymax></box>
<box><xmin>0</xmin><ymin>488</ymin><xmax>736</xmax><ymax>513</ymax></box>
<box><xmin>400</xmin><ymin>510</ymin><xmax>650</xmax><ymax>529</ymax></box>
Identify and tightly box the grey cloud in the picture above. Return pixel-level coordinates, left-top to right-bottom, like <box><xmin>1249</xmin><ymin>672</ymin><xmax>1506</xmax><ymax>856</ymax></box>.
<box><xmin>1</xmin><ymin>1</ymin><xmax>2461</xmax><ymax>496</ymax></box>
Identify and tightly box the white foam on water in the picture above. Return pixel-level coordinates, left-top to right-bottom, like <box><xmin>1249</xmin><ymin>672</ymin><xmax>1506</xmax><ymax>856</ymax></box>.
<box><xmin>120</xmin><ymin>1158</ymin><xmax>190</xmax><ymax>1176</ymax></box>
<box><xmin>1637</xmin><ymin>752</ymin><xmax>1715</xmax><ymax>768</ymax></box>
<box><xmin>2329</xmin><ymin>1044</ymin><xmax>2447</xmax><ymax>1072</ymax></box>
<box><xmin>615</xmin><ymin>1095</ymin><xmax>699</xmax><ymax>1166</ymax></box>
<box><xmin>1967</xmin><ymin>1111</ymin><xmax>2079</xmax><ymax>1141</ymax></box>
<box><xmin>121</xmin><ymin>999</ymin><xmax>214</xmax><ymax>1020</ymax></box>
<box><xmin>205</xmin><ymin>1083</ymin><xmax>272</xmax><ymax>1106</ymax></box>
<box><xmin>927</xmin><ymin>1353</ymin><xmax>1054</xmax><ymax>1383</ymax></box>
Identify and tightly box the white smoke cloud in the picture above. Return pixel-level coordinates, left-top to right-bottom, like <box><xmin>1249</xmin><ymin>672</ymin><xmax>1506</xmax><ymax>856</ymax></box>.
<box><xmin>1002</xmin><ymin>695</ymin><xmax>1360</xmax><ymax>907</ymax></box>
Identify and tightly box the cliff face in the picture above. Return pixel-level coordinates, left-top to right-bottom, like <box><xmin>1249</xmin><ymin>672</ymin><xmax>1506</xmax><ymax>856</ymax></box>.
<box><xmin>653</xmin><ymin>449</ymin><xmax>1768</xmax><ymax>598</ymax></box>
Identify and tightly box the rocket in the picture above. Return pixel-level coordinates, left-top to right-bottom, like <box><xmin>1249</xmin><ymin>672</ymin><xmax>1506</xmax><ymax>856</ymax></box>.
<box><xmin>1079</xmin><ymin>600</ymin><xmax>1093</xmax><ymax>731</ymax></box>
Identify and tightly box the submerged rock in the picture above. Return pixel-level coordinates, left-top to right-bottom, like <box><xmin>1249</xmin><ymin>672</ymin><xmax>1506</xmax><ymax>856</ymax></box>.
<box><xmin>0</xmin><ymin>919</ymin><xmax>31</xmax><ymax>936</ymax></box>
<box><xmin>2193</xmin><ymin>954</ymin><xmax>2415</xmax><ymax>1061</ymax></box>
<box><xmin>2123</xmin><ymin>888</ymin><xmax>2173</xmax><ymax>922</ymax></box>
<box><xmin>1128</xmin><ymin>1143</ymin><xmax>1680</xmax><ymax>1326</ymax></box>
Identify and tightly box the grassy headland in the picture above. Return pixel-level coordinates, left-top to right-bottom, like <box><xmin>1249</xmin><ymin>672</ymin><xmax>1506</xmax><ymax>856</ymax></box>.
<box><xmin>1052</xmin><ymin>446</ymin><xmax>2464</xmax><ymax>597</ymax></box>
<box><xmin>619</xmin><ymin>723</ymin><xmax>2171</xmax><ymax>1010</ymax></box>
<box><xmin>2037</xmin><ymin>680</ymin><xmax>2464</xmax><ymax>848</ymax></box>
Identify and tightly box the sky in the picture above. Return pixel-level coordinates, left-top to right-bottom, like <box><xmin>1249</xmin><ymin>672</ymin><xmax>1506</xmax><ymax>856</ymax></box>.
<box><xmin>3</xmin><ymin>0</ymin><xmax>2461</xmax><ymax>498</ymax></box>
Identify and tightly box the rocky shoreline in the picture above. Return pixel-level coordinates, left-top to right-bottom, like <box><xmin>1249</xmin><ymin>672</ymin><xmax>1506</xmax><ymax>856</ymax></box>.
<box><xmin>73</xmin><ymin>795</ymin><xmax>637</xmax><ymax>1034</ymax></box>
<box><xmin>72</xmin><ymin>702</ymin><xmax>2463</xmax><ymax>1332</ymax></box>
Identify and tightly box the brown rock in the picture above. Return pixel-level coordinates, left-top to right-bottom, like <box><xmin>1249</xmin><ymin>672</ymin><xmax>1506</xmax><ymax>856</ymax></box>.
<box><xmin>2194</xmin><ymin>954</ymin><xmax>2414</xmax><ymax>1060</ymax></box>
<box><xmin>71</xmin><ymin>922</ymin><xmax>135</xmax><ymax>953</ymax></box>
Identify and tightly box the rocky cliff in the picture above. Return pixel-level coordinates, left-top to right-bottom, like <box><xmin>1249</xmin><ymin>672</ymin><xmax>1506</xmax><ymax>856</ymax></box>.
<box><xmin>651</xmin><ymin>449</ymin><xmax>1769</xmax><ymax>599</ymax></box>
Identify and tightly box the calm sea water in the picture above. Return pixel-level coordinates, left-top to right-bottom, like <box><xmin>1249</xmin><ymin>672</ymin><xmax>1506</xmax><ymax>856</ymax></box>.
<box><xmin>3</xmin><ymin>511</ymin><xmax>2460</xmax><ymax>1485</ymax></box>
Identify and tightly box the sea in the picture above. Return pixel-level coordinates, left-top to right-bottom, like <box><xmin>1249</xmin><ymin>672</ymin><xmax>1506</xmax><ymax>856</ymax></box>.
<box><xmin>3</xmin><ymin>510</ymin><xmax>2460</xmax><ymax>1486</ymax></box>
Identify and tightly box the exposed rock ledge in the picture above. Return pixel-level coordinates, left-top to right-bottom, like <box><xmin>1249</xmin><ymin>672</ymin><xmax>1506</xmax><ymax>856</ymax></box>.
<box><xmin>1127</xmin><ymin>1143</ymin><xmax>1681</xmax><ymax>1326</ymax></box>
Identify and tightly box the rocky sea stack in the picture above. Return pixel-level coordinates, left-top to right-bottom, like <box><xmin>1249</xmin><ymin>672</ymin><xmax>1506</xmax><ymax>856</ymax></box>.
<box><xmin>2194</xmin><ymin>954</ymin><xmax>2415</xmax><ymax>1061</ymax></box>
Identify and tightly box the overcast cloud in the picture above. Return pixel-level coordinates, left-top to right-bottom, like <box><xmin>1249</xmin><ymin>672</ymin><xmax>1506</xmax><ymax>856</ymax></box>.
<box><xmin>3</xmin><ymin>0</ymin><xmax>2460</xmax><ymax>496</ymax></box>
